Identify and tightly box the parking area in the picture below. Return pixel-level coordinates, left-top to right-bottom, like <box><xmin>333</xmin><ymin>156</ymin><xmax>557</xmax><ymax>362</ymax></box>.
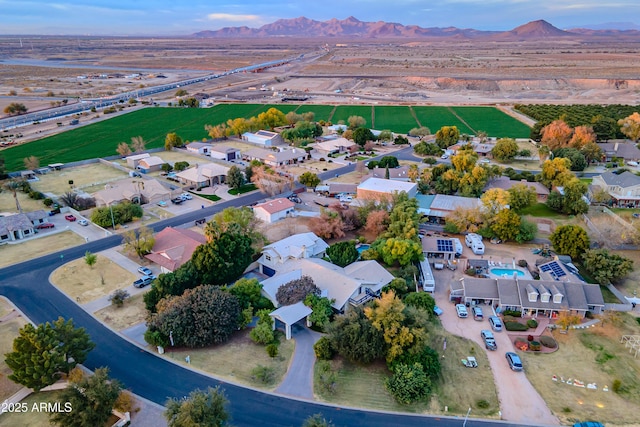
<box><xmin>432</xmin><ymin>267</ymin><xmax>559</xmax><ymax>425</ymax></box>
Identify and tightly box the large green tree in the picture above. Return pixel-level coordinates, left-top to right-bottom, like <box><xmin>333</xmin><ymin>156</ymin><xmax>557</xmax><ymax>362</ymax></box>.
<box><xmin>191</xmin><ymin>232</ymin><xmax>253</xmax><ymax>286</ymax></box>
<box><xmin>164</xmin><ymin>132</ymin><xmax>183</xmax><ymax>150</ymax></box>
<box><xmin>226</xmin><ymin>165</ymin><xmax>245</xmax><ymax>190</ymax></box>
<box><xmin>353</xmin><ymin>127</ymin><xmax>375</xmax><ymax>147</ymax></box>
<box><xmin>257</xmin><ymin>108</ymin><xmax>287</xmax><ymax>130</ymax></box>
<box><xmin>326</xmin><ymin>241</ymin><xmax>359</xmax><ymax>267</ymax></box>
<box><xmin>50</xmin><ymin>368</ymin><xmax>121</xmax><ymax>427</ymax></box>
<box><xmin>122</xmin><ymin>225</ymin><xmax>155</xmax><ymax>259</ymax></box>
<box><xmin>299</xmin><ymin>171</ymin><xmax>321</xmax><ymax>188</ymax></box>
<box><xmin>165</xmin><ymin>387</ymin><xmax>230</xmax><ymax>427</ymax></box>
<box><xmin>435</xmin><ymin>125</ymin><xmax>460</xmax><ymax>149</ymax></box>
<box><xmin>149</xmin><ymin>285</ymin><xmax>240</xmax><ymax>348</ymax></box>
<box><xmin>327</xmin><ymin>307</ymin><xmax>386</xmax><ymax>364</ymax></box>
<box><xmin>549</xmin><ymin>225</ymin><xmax>590</xmax><ymax>260</ymax></box>
<box><xmin>582</xmin><ymin>249</ymin><xmax>633</xmax><ymax>285</ymax></box>
<box><xmin>228</xmin><ymin>278</ymin><xmax>273</xmax><ymax>312</ymax></box>
<box><xmin>507</xmin><ymin>183</ymin><xmax>537</xmax><ymax>212</ymax></box>
<box><xmin>205</xmin><ymin>206</ymin><xmax>264</xmax><ymax>247</ymax></box>
<box><xmin>491</xmin><ymin>138</ymin><xmax>519</xmax><ymax>162</ymax></box>
<box><xmin>5</xmin><ymin>317</ymin><xmax>95</xmax><ymax>391</ymax></box>
<box><xmin>385</xmin><ymin>363</ymin><xmax>431</xmax><ymax>404</ymax></box>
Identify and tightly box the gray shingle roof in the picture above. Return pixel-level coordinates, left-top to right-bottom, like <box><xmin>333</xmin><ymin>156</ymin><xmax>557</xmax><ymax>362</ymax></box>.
<box><xmin>598</xmin><ymin>171</ymin><xmax>640</xmax><ymax>189</ymax></box>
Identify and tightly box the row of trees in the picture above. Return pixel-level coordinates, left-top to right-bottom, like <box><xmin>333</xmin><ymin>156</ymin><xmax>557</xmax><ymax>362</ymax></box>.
<box><xmin>206</xmin><ymin>107</ymin><xmax>289</xmax><ymax>140</ymax></box>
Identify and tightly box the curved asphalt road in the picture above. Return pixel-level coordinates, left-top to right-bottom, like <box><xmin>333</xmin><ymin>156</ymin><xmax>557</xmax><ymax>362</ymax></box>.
<box><xmin>0</xmin><ymin>155</ymin><xmax>530</xmax><ymax>427</ymax></box>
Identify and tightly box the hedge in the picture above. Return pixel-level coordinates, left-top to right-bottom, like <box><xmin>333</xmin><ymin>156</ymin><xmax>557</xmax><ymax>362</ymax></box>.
<box><xmin>505</xmin><ymin>321</ymin><xmax>528</xmax><ymax>331</ymax></box>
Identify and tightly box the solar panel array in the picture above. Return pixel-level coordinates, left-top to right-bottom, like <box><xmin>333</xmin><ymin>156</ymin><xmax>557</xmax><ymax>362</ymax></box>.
<box><xmin>436</xmin><ymin>239</ymin><xmax>454</xmax><ymax>252</ymax></box>
<box><xmin>539</xmin><ymin>261</ymin><xmax>566</xmax><ymax>278</ymax></box>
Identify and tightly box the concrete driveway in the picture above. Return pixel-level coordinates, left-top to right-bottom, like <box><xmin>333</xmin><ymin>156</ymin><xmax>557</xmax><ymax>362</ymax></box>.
<box><xmin>432</xmin><ymin>267</ymin><xmax>559</xmax><ymax>426</ymax></box>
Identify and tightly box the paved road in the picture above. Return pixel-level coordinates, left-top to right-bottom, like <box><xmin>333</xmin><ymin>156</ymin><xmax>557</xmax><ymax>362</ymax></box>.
<box><xmin>0</xmin><ymin>159</ymin><xmax>538</xmax><ymax>427</ymax></box>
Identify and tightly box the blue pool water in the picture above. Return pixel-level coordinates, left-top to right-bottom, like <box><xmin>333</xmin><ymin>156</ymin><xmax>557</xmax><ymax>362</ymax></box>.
<box><xmin>490</xmin><ymin>268</ymin><xmax>525</xmax><ymax>277</ymax></box>
<box><xmin>357</xmin><ymin>244</ymin><xmax>370</xmax><ymax>254</ymax></box>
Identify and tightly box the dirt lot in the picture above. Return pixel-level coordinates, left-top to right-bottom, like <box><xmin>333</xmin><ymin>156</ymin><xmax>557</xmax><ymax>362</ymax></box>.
<box><xmin>50</xmin><ymin>255</ymin><xmax>136</xmax><ymax>304</ymax></box>
<box><xmin>0</xmin><ymin>298</ymin><xmax>27</xmax><ymax>402</ymax></box>
<box><xmin>29</xmin><ymin>163</ymin><xmax>129</xmax><ymax>196</ymax></box>
<box><xmin>258</xmin><ymin>216</ymin><xmax>312</xmax><ymax>243</ymax></box>
<box><xmin>0</xmin><ymin>189</ymin><xmax>47</xmax><ymax>213</ymax></box>
<box><xmin>94</xmin><ymin>292</ymin><xmax>147</xmax><ymax>331</ymax></box>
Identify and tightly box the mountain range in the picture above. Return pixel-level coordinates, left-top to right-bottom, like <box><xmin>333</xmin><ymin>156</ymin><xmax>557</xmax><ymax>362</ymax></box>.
<box><xmin>193</xmin><ymin>17</ymin><xmax>640</xmax><ymax>40</ymax></box>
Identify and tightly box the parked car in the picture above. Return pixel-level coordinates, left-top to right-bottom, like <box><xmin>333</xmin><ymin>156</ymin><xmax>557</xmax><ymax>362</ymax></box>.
<box><xmin>138</xmin><ymin>266</ymin><xmax>153</xmax><ymax>276</ymax></box>
<box><xmin>78</xmin><ymin>219</ymin><xmax>89</xmax><ymax>226</ymax></box>
<box><xmin>157</xmin><ymin>200</ymin><xmax>167</xmax><ymax>207</ymax></box>
<box><xmin>171</xmin><ymin>198</ymin><xmax>183</xmax><ymax>205</ymax></box>
<box><xmin>472</xmin><ymin>306</ymin><xmax>483</xmax><ymax>321</ymax></box>
<box><xmin>481</xmin><ymin>330</ymin><xmax>497</xmax><ymax>350</ymax></box>
<box><xmin>505</xmin><ymin>352</ymin><xmax>523</xmax><ymax>371</ymax></box>
<box><xmin>489</xmin><ymin>316</ymin><xmax>503</xmax><ymax>332</ymax></box>
<box><xmin>441</xmin><ymin>154</ymin><xmax>449</xmax><ymax>159</ymax></box>
<box><xmin>133</xmin><ymin>276</ymin><xmax>154</xmax><ymax>288</ymax></box>
<box><xmin>433</xmin><ymin>306</ymin><xmax>444</xmax><ymax>316</ymax></box>
<box><xmin>64</xmin><ymin>214</ymin><xmax>76</xmax><ymax>222</ymax></box>
<box><xmin>36</xmin><ymin>223</ymin><xmax>55</xmax><ymax>229</ymax></box>
<box><xmin>479</xmin><ymin>158</ymin><xmax>490</xmax><ymax>163</ymax></box>
<box><xmin>455</xmin><ymin>304</ymin><xmax>468</xmax><ymax>318</ymax></box>
<box><xmin>490</xmin><ymin>237</ymin><xmax>502</xmax><ymax>244</ymax></box>
<box><xmin>180</xmin><ymin>193</ymin><xmax>193</xmax><ymax>200</ymax></box>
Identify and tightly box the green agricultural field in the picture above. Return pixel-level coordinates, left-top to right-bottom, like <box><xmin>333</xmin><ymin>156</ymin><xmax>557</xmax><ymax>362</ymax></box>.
<box><xmin>330</xmin><ymin>105</ymin><xmax>374</xmax><ymax>127</ymax></box>
<box><xmin>295</xmin><ymin>104</ymin><xmax>336</xmax><ymax>122</ymax></box>
<box><xmin>412</xmin><ymin>106</ymin><xmax>474</xmax><ymax>135</ymax></box>
<box><xmin>451</xmin><ymin>107</ymin><xmax>531</xmax><ymax>139</ymax></box>
<box><xmin>373</xmin><ymin>106</ymin><xmax>419</xmax><ymax>134</ymax></box>
<box><xmin>1</xmin><ymin>103</ymin><xmax>530</xmax><ymax>171</ymax></box>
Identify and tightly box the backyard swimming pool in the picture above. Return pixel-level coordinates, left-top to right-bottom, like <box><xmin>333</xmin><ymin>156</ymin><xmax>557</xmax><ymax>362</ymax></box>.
<box><xmin>490</xmin><ymin>268</ymin><xmax>525</xmax><ymax>277</ymax></box>
<box><xmin>357</xmin><ymin>244</ymin><xmax>370</xmax><ymax>254</ymax></box>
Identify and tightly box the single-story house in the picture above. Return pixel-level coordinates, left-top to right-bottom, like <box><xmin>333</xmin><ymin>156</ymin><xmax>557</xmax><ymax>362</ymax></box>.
<box><xmin>370</xmin><ymin>166</ymin><xmax>411</xmax><ymax>182</ymax></box>
<box><xmin>416</xmin><ymin>194</ymin><xmax>482</xmax><ymax>222</ymax></box>
<box><xmin>422</xmin><ymin>237</ymin><xmax>457</xmax><ymax>261</ymax></box>
<box><xmin>0</xmin><ymin>210</ymin><xmax>47</xmax><ymax>242</ymax></box>
<box><xmin>450</xmin><ymin>276</ymin><xmax>604</xmax><ymax>319</ymax></box>
<box><xmin>175</xmin><ymin>163</ymin><xmax>229</xmax><ymax>189</ymax></box>
<box><xmin>145</xmin><ymin>227</ymin><xmax>207</xmax><ymax>273</ymax></box>
<box><xmin>356</xmin><ymin>177</ymin><xmax>417</xmax><ymax>201</ymax></box>
<box><xmin>125</xmin><ymin>153</ymin><xmax>150</xmax><ymax>169</ymax></box>
<box><xmin>257</xmin><ymin>232</ymin><xmax>329</xmax><ymax>277</ymax></box>
<box><xmin>598</xmin><ymin>142</ymin><xmax>640</xmax><ymax>162</ymax></box>
<box><xmin>243</xmin><ymin>147</ymin><xmax>306</xmax><ymax>167</ymax></box>
<box><xmin>210</xmin><ymin>145</ymin><xmax>241</xmax><ymax>162</ymax></box>
<box><xmin>186</xmin><ymin>142</ymin><xmax>212</xmax><ymax>156</ymax></box>
<box><xmin>591</xmin><ymin>171</ymin><xmax>640</xmax><ymax>208</ymax></box>
<box><xmin>137</xmin><ymin>156</ymin><xmax>165</xmax><ymax>173</ymax></box>
<box><xmin>260</xmin><ymin>257</ymin><xmax>393</xmax><ymax>313</ymax></box>
<box><xmin>485</xmin><ymin>177</ymin><xmax>550</xmax><ymax>201</ymax></box>
<box><xmin>93</xmin><ymin>178</ymin><xmax>172</xmax><ymax>207</ymax></box>
<box><xmin>253</xmin><ymin>198</ymin><xmax>295</xmax><ymax>223</ymax></box>
<box><xmin>242</xmin><ymin>130</ymin><xmax>284</xmax><ymax>147</ymax></box>
<box><xmin>313</xmin><ymin>137</ymin><xmax>357</xmax><ymax>157</ymax></box>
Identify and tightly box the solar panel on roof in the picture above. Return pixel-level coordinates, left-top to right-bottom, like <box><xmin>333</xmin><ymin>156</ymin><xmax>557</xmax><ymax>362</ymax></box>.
<box><xmin>540</xmin><ymin>264</ymin><xmax>552</xmax><ymax>272</ymax></box>
<box><xmin>436</xmin><ymin>239</ymin><xmax>453</xmax><ymax>252</ymax></box>
<box><xmin>540</xmin><ymin>261</ymin><xmax>566</xmax><ymax>278</ymax></box>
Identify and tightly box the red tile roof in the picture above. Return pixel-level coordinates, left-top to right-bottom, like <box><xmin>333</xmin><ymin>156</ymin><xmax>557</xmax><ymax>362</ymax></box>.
<box><xmin>145</xmin><ymin>227</ymin><xmax>207</xmax><ymax>272</ymax></box>
<box><xmin>254</xmin><ymin>198</ymin><xmax>295</xmax><ymax>214</ymax></box>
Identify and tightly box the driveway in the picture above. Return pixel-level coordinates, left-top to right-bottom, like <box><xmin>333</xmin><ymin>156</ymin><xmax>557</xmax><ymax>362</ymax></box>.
<box><xmin>432</xmin><ymin>267</ymin><xmax>559</xmax><ymax>426</ymax></box>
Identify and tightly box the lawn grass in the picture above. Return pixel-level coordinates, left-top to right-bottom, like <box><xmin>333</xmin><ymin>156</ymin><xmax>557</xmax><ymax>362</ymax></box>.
<box><xmin>520</xmin><ymin>314</ymin><xmax>640</xmax><ymax>425</ymax></box>
<box><xmin>314</xmin><ymin>323</ymin><xmax>499</xmax><ymax>417</ymax></box>
<box><xmin>579</xmin><ymin>178</ymin><xmax>593</xmax><ymax>185</ymax></box>
<box><xmin>190</xmin><ymin>192</ymin><xmax>221</xmax><ymax>201</ymax></box>
<box><xmin>451</xmin><ymin>107</ymin><xmax>531</xmax><ymax>139</ymax></box>
<box><xmin>0</xmin><ymin>390</ymin><xmax>65</xmax><ymax>427</ymax></box>
<box><xmin>228</xmin><ymin>183</ymin><xmax>257</xmax><ymax>195</ymax></box>
<box><xmin>29</xmin><ymin>163</ymin><xmax>129</xmax><ymax>196</ymax></box>
<box><xmin>0</xmin><ymin>189</ymin><xmax>47</xmax><ymax>214</ymax></box>
<box><xmin>519</xmin><ymin>203</ymin><xmax>563</xmax><ymax>218</ymax></box>
<box><xmin>0</xmin><ymin>231</ymin><xmax>85</xmax><ymax>268</ymax></box>
<box><xmin>163</xmin><ymin>329</ymin><xmax>294</xmax><ymax>391</ymax></box>
<box><xmin>373</xmin><ymin>106</ymin><xmax>420</xmax><ymax>134</ymax></box>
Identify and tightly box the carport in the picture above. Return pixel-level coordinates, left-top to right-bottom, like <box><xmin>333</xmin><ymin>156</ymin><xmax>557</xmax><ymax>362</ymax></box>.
<box><xmin>269</xmin><ymin>302</ymin><xmax>312</xmax><ymax>340</ymax></box>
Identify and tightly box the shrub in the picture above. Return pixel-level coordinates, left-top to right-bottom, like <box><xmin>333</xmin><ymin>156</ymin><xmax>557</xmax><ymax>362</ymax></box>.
<box><xmin>276</xmin><ymin>275</ymin><xmax>319</xmax><ymax>306</ymax></box>
<box><xmin>43</xmin><ymin>198</ymin><xmax>54</xmax><ymax>207</ymax></box>
<box><xmin>517</xmin><ymin>259</ymin><xmax>528</xmax><ymax>267</ymax></box>
<box><xmin>316</xmin><ymin>361</ymin><xmax>337</xmax><ymax>395</ymax></box>
<box><xmin>385</xmin><ymin>363</ymin><xmax>431</xmax><ymax>404</ymax></box>
<box><xmin>539</xmin><ymin>335</ymin><xmax>558</xmax><ymax>349</ymax></box>
<box><xmin>529</xmin><ymin>341</ymin><xmax>541</xmax><ymax>351</ymax></box>
<box><xmin>527</xmin><ymin>319</ymin><xmax>538</xmax><ymax>329</ymax></box>
<box><xmin>527</xmin><ymin>334</ymin><xmax>534</xmax><ymax>341</ymax></box>
<box><xmin>251</xmin><ymin>365</ymin><xmax>275</xmax><ymax>385</ymax></box>
<box><xmin>562</xmin><ymin>407</ymin><xmax>572</xmax><ymax>413</ymax></box>
<box><xmin>505</xmin><ymin>321</ymin><xmax>528</xmax><ymax>331</ymax></box>
<box><xmin>144</xmin><ymin>330</ymin><xmax>169</xmax><ymax>348</ymax></box>
<box><xmin>636</xmin><ymin>317</ymin><xmax>640</xmax><ymax>326</ymax></box>
<box><xmin>250</xmin><ymin>322</ymin><xmax>275</xmax><ymax>345</ymax></box>
<box><xmin>314</xmin><ymin>337</ymin><xmax>334</xmax><ymax>360</ymax></box>
<box><xmin>476</xmin><ymin>399</ymin><xmax>490</xmax><ymax>409</ymax></box>
<box><xmin>266</xmin><ymin>343</ymin><xmax>279</xmax><ymax>358</ymax></box>
<box><xmin>502</xmin><ymin>309</ymin><xmax>522</xmax><ymax>317</ymax></box>
<box><xmin>465</xmin><ymin>268</ymin><xmax>476</xmax><ymax>276</ymax></box>
<box><xmin>612</xmin><ymin>379</ymin><xmax>622</xmax><ymax>394</ymax></box>
<box><xmin>108</xmin><ymin>289</ymin><xmax>130</xmax><ymax>307</ymax></box>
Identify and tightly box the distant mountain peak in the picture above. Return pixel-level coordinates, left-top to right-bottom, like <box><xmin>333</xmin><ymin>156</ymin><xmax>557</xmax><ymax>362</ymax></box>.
<box><xmin>508</xmin><ymin>20</ymin><xmax>573</xmax><ymax>37</ymax></box>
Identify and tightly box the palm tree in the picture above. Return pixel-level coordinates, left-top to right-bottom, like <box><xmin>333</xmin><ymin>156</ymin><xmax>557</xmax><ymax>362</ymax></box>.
<box><xmin>2</xmin><ymin>179</ymin><xmax>24</xmax><ymax>213</ymax></box>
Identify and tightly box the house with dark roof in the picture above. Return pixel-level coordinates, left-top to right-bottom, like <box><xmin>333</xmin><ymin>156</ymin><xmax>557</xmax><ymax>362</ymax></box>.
<box><xmin>598</xmin><ymin>142</ymin><xmax>640</xmax><ymax>162</ymax></box>
<box><xmin>591</xmin><ymin>171</ymin><xmax>640</xmax><ymax>207</ymax></box>
<box><xmin>485</xmin><ymin>177</ymin><xmax>550</xmax><ymax>201</ymax></box>
<box><xmin>450</xmin><ymin>276</ymin><xmax>604</xmax><ymax>319</ymax></box>
<box><xmin>145</xmin><ymin>227</ymin><xmax>207</xmax><ymax>273</ymax></box>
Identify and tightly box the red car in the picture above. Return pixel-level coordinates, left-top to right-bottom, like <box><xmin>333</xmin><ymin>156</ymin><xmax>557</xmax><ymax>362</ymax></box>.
<box><xmin>36</xmin><ymin>223</ymin><xmax>55</xmax><ymax>229</ymax></box>
<box><xmin>64</xmin><ymin>214</ymin><xmax>77</xmax><ymax>222</ymax></box>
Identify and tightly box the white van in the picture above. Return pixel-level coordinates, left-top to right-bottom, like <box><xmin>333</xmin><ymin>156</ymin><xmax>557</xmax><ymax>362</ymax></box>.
<box><xmin>471</xmin><ymin>240</ymin><xmax>485</xmax><ymax>255</ymax></box>
<box><xmin>453</xmin><ymin>238</ymin><xmax>463</xmax><ymax>257</ymax></box>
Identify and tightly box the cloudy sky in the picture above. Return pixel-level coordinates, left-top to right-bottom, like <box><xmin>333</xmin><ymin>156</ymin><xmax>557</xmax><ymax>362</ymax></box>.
<box><xmin>1</xmin><ymin>0</ymin><xmax>639</xmax><ymax>35</ymax></box>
